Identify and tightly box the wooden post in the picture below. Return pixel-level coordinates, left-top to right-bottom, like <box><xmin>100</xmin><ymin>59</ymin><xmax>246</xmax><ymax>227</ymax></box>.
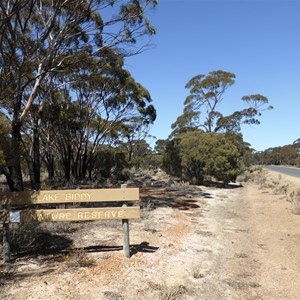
<box><xmin>121</xmin><ymin>184</ymin><xmax>130</xmax><ymax>258</ymax></box>
<box><xmin>3</xmin><ymin>205</ymin><xmax>11</xmax><ymax>262</ymax></box>
<box><xmin>122</xmin><ymin>206</ymin><xmax>130</xmax><ymax>258</ymax></box>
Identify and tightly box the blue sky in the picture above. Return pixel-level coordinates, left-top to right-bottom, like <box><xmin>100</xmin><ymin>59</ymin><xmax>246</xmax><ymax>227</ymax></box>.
<box><xmin>125</xmin><ymin>0</ymin><xmax>300</xmax><ymax>151</ymax></box>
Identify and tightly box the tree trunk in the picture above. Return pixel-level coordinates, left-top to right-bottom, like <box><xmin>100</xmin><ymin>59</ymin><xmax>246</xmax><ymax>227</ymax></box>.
<box><xmin>23</xmin><ymin>125</ymin><xmax>40</xmax><ymax>190</ymax></box>
<box><xmin>25</xmin><ymin>155</ymin><xmax>37</xmax><ymax>190</ymax></box>
<box><xmin>81</xmin><ymin>150</ymin><xmax>88</xmax><ymax>180</ymax></box>
<box><xmin>10</xmin><ymin>122</ymin><xmax>24</xmax><ymax>191</ymax></box>
<box><xmin>43</xmin><ymin>146</ymin><xmax>55</xmax><ymax>180</ymax></box>
<box><xmin>63</xmin><ymin>144</ymin><xmax>72</xmax><ymax>182</ymax></box>
<box><xmin>0</xmin><ymin>168</ymin><xmax>14</xmax><ymax>191</ymax></box>
<box><xmin>46</xmin><ymin>155</ymin><xmax>55</xmax><ymax>180</ymax></box>
<box><xmin>33</xmin><ymin>127</ymin><xmax>41</xmax><ymax>190</ymax></box>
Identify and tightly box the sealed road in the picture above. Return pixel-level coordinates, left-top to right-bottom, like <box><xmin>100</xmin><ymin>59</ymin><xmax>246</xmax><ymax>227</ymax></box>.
<box><xmin>264</xmin><ymin>165</ymin><xmax>300</xmax><ymax>178</ymax></box>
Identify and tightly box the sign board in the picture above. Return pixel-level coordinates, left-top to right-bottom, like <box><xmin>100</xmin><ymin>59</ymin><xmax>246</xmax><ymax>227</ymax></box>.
<box><xmin>19</xmin><ymin>207</ymin><xmax>140</xmax><ymax>222</ymax></box>
<box><xmin>1</xmin><ymin>187</ymin><xmax>140</xmax><ymax>261</ymax></box>
<box><xmin>0</xmin><ymin>188</ymin><xmax>139</xmax><ymax>206</ymax></box>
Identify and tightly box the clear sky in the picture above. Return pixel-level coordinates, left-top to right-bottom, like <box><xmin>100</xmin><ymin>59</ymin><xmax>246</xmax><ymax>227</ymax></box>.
<box><xmin>125</xmin><ymin>0</ymin><xmax>300</xmax><ymax>151</ymax></box>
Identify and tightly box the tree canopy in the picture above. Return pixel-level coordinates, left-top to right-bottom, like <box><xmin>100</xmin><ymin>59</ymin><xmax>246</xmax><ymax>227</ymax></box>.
<box><xmin>162</xmin><ymin>131</ymin><xmax>247</xmax><ymax>184</ymax></box>
<box><xmin>0</xmin><ymin>0</ymin><xmax>158</xmax><ymax>191</ymax></box>
<box><xmin>171</xmin><ymin>70</ymin><xmax>273</xmax><ymax>136</ymax></box>
<box><xmin>161</xmin><ymin>70</ymin><xmax>272</xmax><ymax>185</ymax></box>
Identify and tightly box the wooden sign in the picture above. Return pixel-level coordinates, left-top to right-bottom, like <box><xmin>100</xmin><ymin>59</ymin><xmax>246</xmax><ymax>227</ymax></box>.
<box><xmin>16</xmin><ymin>207</ymin><xmax>140</xmax><ymax>223</ymax></box>
<box><xmin>0</xmin><ymin>188</ymin><xmax>139</xmax><ymax>206</ymax></box>
<box><xmin>1</xmin><ymin>186</ymin><xmax>140</xmax><ymax>261</ymax></box>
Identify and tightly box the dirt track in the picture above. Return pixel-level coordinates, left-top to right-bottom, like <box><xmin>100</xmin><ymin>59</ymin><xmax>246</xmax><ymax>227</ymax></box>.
<box><xmin>1</xmin><ymin>170</ymin><xmax>300</xmax><ymax>299</ymax></box>
<box><xmin>201</xmin><ymin>182</ymin><xmax>300</xmax><ymax>299</ymax></box>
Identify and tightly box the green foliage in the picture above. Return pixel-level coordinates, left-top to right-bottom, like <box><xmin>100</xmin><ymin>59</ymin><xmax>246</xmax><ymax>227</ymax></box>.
<box><xmin>162</xmin><ymin>139</ymin><xmax>182</xmax><ymax>178</ymax></box>
<box><xmin>144</xmin><ymin>153</ymin><xmax>163</xmax><ymax>169</ymax></box>
<box><xmin>166</xmin><ymin>70</ymin><xmax>272</xmax><ymax>184</ymax></box>
<box><xmin>171</xmin><ymin>70</ymin><xmax>272</xmax><ymax>136</ymax></box>
<box><xmin>163</xmin><ymin>131</ymin><xmax>245</xmax><ymax>184</ymax></box>
<box><xmin>154</xmin><ymin>139</ymin><xmax>168</xmax><ymax>154</ymax></box>
<box><xmin>95</xmin><ymin>150</ymin><xmax>115</xmax><ymax>179</ymax></box>
<box><xmin>93</xmin><ymin>149</ymin><xmax>129</xmax><ymax>182</ymax></box>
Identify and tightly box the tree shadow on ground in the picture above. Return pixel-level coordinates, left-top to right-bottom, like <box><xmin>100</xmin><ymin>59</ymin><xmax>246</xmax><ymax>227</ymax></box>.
<box><xmin>140</xmin><ymin>187</ymin><xmax>212</xmax><ymax>211</ymax></box>
<box><xmin>0</xmin><ymin>240</ymin><xmax>157</xmax><ymax>284</ymax></box>
<box><xmin>0</xmin><ymin>231</ymin><xmax>72</xmax><ymax>287</ymax></box>
<box><xmin>10</xmin><ymin>231</ymin><xmax>73</xmax><ymax>260</ymax></box>
<box><xmin>6</xmin><ymin>231</ymin><xmax>158</xmax><ymax>261</ymax></box>
<box><xmin>0</xmin><ymin>264</ymin><xmax>57</xmax><ymax>288</ymax></box>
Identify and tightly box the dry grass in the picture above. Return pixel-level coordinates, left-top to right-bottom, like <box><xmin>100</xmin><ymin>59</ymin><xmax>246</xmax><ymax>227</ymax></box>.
<box><xmin>142</xmin><ymin>200</ymin><xmax>156</xmax><ymax>232</ymax></box>
<box><xmin>127</xmin><ymin>283</ymin><xmax>187</xmax><ymax>300</ymax></box>
<box><xmin>156</xmin><ymin>285</ymin><xmax>187</xmax><ymax>300</ymax></box>
<box><xmin>63</xmin><ymin>248</ymin><xmax>96</xmax><ymax>268</ymax></box>
<box><xmin>241</xmin><ymin>166</ymin><xmax>300</xmax><ymax>215</ymax></box>
<box><xmin>287</xmin><ymin>189</ymin><xmax>300</xmax><ymax>214</ymax></box>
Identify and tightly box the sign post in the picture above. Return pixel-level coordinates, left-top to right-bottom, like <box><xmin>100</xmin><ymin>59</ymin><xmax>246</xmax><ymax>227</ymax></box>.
<box><xmin>3</xmin><ymin>205</ymin><xmax>11</xmax><ymax>262</ymax></box>
<box><xmin>121</xmin><ymin>184</ymin><xmax>130</xmax><ymax>258</ymax></box>
<box><xmin>1</xmin><ymin>187</ymin><xmax>140</xmax><ymax>262</ymax></box>
<box><xmin>122</xmin><ymin>203</ymin><xmax>130</xmax><ymax>258</ymax></box>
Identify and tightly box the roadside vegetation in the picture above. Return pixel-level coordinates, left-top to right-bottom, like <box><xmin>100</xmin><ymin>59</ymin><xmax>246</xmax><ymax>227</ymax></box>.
<box><xmin>239</xmin><ymin>166</ymin><xmax>300</xmax><ymax>214</ymax></box>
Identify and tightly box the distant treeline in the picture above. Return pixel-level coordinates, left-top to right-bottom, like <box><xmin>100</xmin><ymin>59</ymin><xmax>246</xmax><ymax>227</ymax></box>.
<box><xmin>253</xmin><ymin>139</ymin><xmax>300</xmax><ymax>166</ymax></box>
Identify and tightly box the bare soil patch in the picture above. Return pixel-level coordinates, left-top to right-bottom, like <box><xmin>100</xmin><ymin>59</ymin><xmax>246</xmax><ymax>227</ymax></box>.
<box><xmin>1</xmin><ymin>170</ymin><xmax>300</xmax><ymax>299</ymax></box>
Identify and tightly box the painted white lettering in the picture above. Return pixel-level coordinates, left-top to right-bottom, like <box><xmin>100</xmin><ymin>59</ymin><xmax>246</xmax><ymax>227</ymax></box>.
<box><xmin>78</xmin><ymin>212</ymin><xmax>84</xmax><ymax>219</ymax></box>
<box><xmin>51</xmin><ymin>213</ymin><xmax>59</xmax><ymax>220</ymax></box>
<box><xmin>64</xmin><ymin>193</ymin><xmax>91</xmax><ymax>202</ymax></box>
<box><xmin>48</xmin><ymin>194</ymin><xmax>54</xmax><ymax>201</ymax></box>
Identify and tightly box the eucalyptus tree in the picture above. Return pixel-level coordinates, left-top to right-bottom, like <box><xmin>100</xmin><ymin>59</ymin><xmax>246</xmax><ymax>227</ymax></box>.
<box><xmin>0</xmin><ymin>0</ymin><xmax>157</xmax><ymax>190</ymax></box>
<box><xmin>39</xmin><ymin>50</ymin><xmax>156</xmax><ymax>181</ymax></box>
<box><xmin>116</xmin><ymin>114</ymin><xmax>156</xmax><ymax>164</ymax></box>
<box><xmin>171</xmin><ymin>70</ymin><xmax>273</xmax><ymax>136</ymax></box>
<box><xmin>165</xmin><ymin>70</ymin><xmax>272</xmax><ymax>184</ymax></box>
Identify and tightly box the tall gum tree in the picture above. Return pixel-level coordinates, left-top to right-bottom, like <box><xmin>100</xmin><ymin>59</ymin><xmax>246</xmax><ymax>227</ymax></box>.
<box><xmin>171</xmin><ymin>70</ymin><xmax>273</xmax><ymax>136</ymax></box>
<box><xmin>38</xmin><ymin>54</ymin><xmax>156</xmax><ymax>181</ymax></box>
<box><xmin>0</xmin><ymin>0</ymin><xmax>157</xmax><ymax>191</ymax></box>
<box><xmin>164</xmin><ymin>70</ymin><xmax>273</xmax><ymax>184</ymax></box>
